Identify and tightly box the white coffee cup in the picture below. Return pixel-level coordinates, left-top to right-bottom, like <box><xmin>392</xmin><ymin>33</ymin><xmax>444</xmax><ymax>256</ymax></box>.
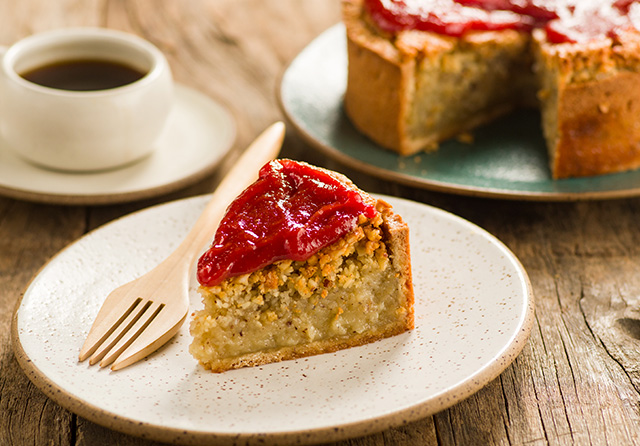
<box><xmin>0</xmin><ymin>28</ymin><xmax>173</xmax><ymax>172</ymax></box>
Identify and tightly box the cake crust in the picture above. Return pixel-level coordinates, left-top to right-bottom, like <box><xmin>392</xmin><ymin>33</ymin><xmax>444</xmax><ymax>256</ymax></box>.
<box><xmin>343</xmin><ymin>0</ymin><xmax>410</xmax><ymax>153</ymax></box>
<box><xmin>534</xmin><ymin>30</ymin><xmax>640</xmax><ymax>178</ymax></box>
<box><xmin>555</xmin><ymin>72</ymin><xmax>640</xmax><ymax>178</ymax></box>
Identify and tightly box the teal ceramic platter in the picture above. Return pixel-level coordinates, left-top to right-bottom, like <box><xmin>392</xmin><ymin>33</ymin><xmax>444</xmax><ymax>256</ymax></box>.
<box><xmin>278</xmin><ymin>24</ymin><xmax>640</xmax><ymax>201</ymax></box>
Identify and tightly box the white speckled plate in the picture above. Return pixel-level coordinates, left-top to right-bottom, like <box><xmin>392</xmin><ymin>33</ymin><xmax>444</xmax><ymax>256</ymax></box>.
<box><xmin>12</xmin><ymin>194</ymin><xmax>534</xmax><ymax>445</ymax></box>
<box><xmin>0</xmin><ymin>84</ymin><xmax>236</xmax><ymax>205</ymax></box>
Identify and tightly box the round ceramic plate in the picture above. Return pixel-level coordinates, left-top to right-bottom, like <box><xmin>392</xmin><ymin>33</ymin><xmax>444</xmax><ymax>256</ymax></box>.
<box><xmin>0</xmin><ymin>84</ymin><xmax>236</xmax><ymax>205</ymax></box>
<box><xmin>12</xmin><ymin>194</ymin><xmax>534</xmax><ymax>445</ymax></box>
<box><xmin>279</xmin><ymin>24</ymin><xmax>640</xmax><ymax>201</ymax></box>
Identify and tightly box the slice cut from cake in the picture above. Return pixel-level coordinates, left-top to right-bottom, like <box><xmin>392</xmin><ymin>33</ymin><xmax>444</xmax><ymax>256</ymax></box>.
<box><xmin>190</xmin><ymin>159</ymin><xmax>414</xmax><ymax>373</ymax></box>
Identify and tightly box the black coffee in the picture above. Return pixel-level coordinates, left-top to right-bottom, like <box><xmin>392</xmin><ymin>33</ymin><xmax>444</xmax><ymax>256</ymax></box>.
<box><xmin>20</xmin><ymin>59</ymin><xmax>146</xmax><ymax>91</ymax></box>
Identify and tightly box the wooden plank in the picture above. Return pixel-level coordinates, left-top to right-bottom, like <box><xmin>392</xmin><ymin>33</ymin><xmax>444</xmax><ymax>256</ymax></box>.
<box><xmin>0</xmin><ymin>199</ymin><xmax>86</xmax><ymax>446</ymax></box>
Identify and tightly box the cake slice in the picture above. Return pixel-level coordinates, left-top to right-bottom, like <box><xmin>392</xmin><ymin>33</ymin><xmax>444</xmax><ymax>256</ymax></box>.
<box><xmin>190</xmin><ymin>159</ymin><xmax>414</xmax><ymax>372</ymax></box>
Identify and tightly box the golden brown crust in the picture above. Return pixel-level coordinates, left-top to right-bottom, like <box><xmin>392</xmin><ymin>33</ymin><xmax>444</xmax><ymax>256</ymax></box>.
<box><xmin>343</xmin><ymin>0</ymin><xmax>413</xmax><ymax>154</ymax></box>
<box><xmin>534</xmin><ymin>31</ymin><xmax>640</xmax><ymax>178</ymax></box>
<box><xmin>380</xmin><ymin>204</ymin><xmax>415</xmax><ymax>329</ymax></box>
<box><xmin>554</xmin><ymin>72</ymin><xmax>640</xmax><ymax>178</ymax></box>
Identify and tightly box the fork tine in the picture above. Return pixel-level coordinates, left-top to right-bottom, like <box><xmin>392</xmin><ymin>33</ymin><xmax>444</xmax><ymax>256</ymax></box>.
<box><xmin>86</xmin><ymin>299</ymin><xmax>152</xmax><ymax>365</ymax></box>
<box><xmin>109</xmin><ymin>306</ymin><xmax>188</xmax><ymax>371</ymax></box>
<box><xmin>79</xmin><ymin>292</ymin><xmax>143</xmax><ymax>362</ymax></box>
<box><xmin>97</xmin><ymin>301</ymin><xmax>165</xmax><ymax>368</ymax></box>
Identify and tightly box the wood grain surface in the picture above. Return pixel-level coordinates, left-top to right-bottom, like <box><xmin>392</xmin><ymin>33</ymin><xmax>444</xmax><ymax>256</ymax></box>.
<box><xmin>2</xmin><ymin>1</ymin><xmax>640</xmax><ymax>445</ymax></box>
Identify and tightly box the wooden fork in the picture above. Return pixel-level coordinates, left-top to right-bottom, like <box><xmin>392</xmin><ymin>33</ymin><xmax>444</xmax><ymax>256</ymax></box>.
<box><xmin>78</xmin><ymin>122</ymin><xmax>285</xmax><ymax>371</ymax></box>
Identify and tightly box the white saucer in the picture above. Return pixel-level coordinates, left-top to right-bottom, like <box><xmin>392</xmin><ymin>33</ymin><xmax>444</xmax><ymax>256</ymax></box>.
<box><xmin>0</xmin><ymin>84</ymin><xmax>236</xmax><ymax>205</ymax></box>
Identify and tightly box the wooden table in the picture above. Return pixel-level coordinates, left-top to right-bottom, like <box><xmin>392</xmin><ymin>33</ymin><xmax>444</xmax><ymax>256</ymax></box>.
<box><xmin>3</xmin><ymin>1</ymin><xmax>640</xmax><ymax>445</ymax></box>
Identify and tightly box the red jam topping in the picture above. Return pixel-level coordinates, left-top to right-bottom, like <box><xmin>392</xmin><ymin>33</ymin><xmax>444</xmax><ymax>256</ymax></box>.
<box><xmin>365</xmin><ymin>0</ymin><xmax>532</xmax><ymax>36</ymax></box>
<box><xmin>365</xmin><ymin>0</ymin><xmax>640</xmax><ymax>43</ymax></box>
<box><xmin>197</xmin><ymin>160</ymin><xmax>378</xmax><ymax>287</ymax></box>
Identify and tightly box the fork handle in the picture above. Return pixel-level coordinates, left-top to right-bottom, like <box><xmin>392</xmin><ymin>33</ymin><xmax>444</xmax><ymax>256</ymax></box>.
<box><xmin>168</xmin><ymin>122</ymin><xmax>285</xmax><ymax>266</ymax></box>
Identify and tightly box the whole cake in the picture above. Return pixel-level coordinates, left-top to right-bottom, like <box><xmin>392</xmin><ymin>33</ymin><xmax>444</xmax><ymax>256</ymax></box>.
<box><xmin>190</xmin><ymin>159</ymin><xmax>414</xmax><ymax>372</ymax></box>
<box><xmin>343</xmin><ymin>0</ymin><xmax>640</xmax><ymax>178</ymax></box>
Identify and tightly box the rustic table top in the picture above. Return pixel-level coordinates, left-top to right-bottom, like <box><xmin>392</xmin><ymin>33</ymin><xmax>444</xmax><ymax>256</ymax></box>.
<box><xmin>3</xmin><ymin>1</ymin><xmax>640</xmax><ymax>445</ymax></box>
